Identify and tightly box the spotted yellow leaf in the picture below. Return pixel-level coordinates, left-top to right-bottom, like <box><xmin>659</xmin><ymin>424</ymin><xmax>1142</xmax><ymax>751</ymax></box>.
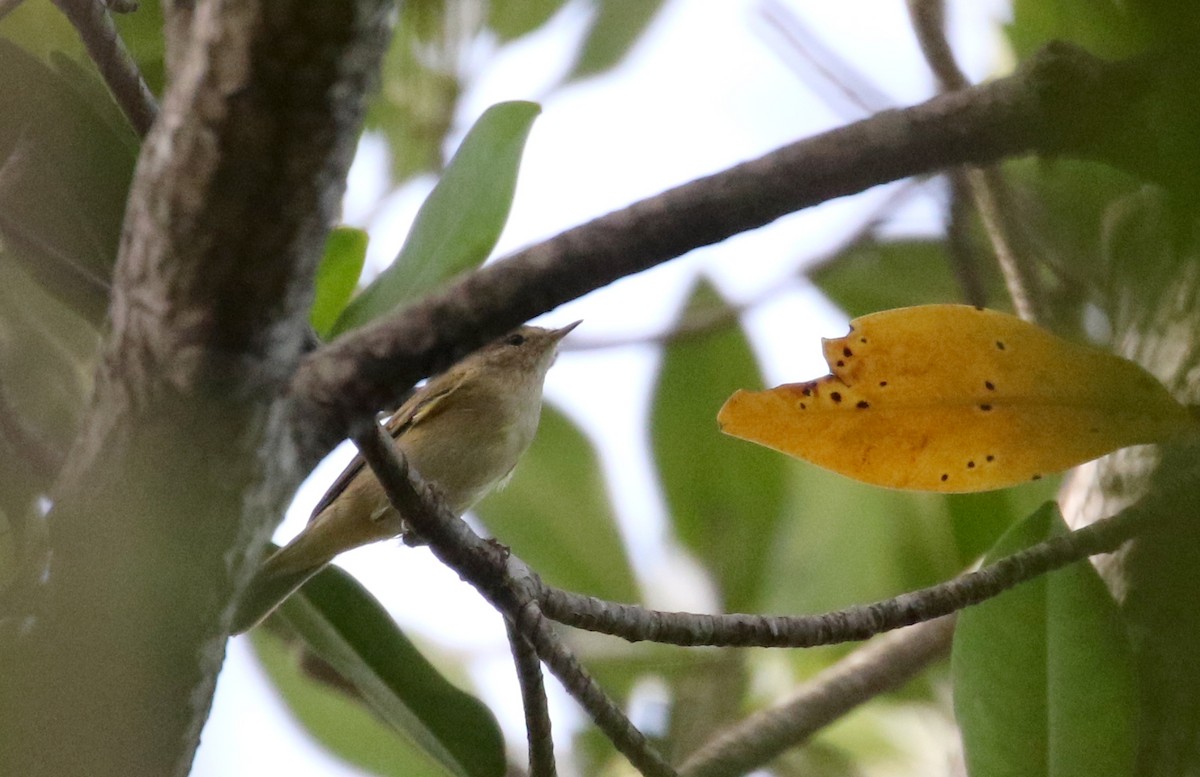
<box><xmin>718</xmin><ymin>305</ymin><xmax>1197</xmax><ymax>492</ymax></box>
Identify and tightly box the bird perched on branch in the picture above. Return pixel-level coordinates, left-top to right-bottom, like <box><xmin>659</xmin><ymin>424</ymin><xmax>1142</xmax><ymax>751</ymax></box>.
<box><xmin>232</xmin><ymin>321</ymin><xmax>580</xmax><ymax>633</ymax></box>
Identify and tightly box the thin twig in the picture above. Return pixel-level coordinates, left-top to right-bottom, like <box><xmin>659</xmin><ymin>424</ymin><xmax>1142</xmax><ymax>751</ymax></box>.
<box><xmin>515</xmin><ymin>598</ymin><xmax>678</xmax><ymax>777</ymax></box>
<box><xmin>49</xmin><ymin>0</ymin><xmax>157</xmax><ymax>137</ymax></box>
<box><xmin>906</xmin><ymin>0</ymin><xmax>1045</xmax><ymax>323</ymax></box>
<box><xmin>964</xmin><ymin>167</ymin><xmax>1044</xmax><ymax>322</ymax></box>
<box><xmin>539</xmin><ymin>503</ymin><xmax>1147</xmax><ymax>647</ymax></box>
<box><xmin>506</xmin><ymin>618</ymin><xmax>557</xmax><ymax>777</ymax></box>
<box><xmin>352</xmin><ymin>424</ymin><xmax>678</xmax><ymax>777</ymax></box>
<box><xmin>678</xmin><ymin>616</ymin><xmax>955</xmax><ymax>777</ymax></box>
<box><xmin>754</xmin><ymin>0</ymin><xmax>896</xmax><ymax>118</ymax></box>
<box><xmin>945</xmin><ymin>171</ymin><xmax>989</xmax><ymax>307</ymax></box>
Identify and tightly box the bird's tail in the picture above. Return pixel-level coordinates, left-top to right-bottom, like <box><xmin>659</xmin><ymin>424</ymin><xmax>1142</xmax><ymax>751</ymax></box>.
<box><xmin>230</xmin><ymin>548</ymin><xmax>327</xmax><ymax>634</ymax></box>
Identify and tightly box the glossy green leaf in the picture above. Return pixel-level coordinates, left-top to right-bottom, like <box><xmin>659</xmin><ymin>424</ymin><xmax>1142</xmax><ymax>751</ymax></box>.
<box><xmin>264</xmin><ymin>565</ymin><xmax>506</xmax><ymax>777</ymax></box>
<box><xmin>952</xmin><ymin>502</ymin><xmax>1137</xmax><ymax>777</ymax></box>
<box><xmin>311</xmin><ymin>227</ymin><xmax>368</xmax><ymax>338</ymax></box>
<box><xmin>650</xmin><ymin>280</ymin><xmax>787</xmax><ymax>612</ymax></box>
<box><xmin>568</xmin><ymin>0</ymin><xmax>666</xmax><ymax>81</ymax></box>
<box><xmin>332</xmin><ymin>101</ymin><xmax>540</xmax><ymax>336</ymax></box>
<box><xmin>473</xmin><ymin>404</ymin><xmax>638</xmax><ymax>603</ymax></box>
<box><xmin>809</xmin><ymin>238</ymin><xmax>1004</xmax><ymax>319</ymax></box>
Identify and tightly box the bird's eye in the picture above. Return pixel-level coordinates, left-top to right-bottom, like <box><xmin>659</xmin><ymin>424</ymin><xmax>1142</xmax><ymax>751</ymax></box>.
<box><xmin>506</xmin><ymin>333</ymin><xmax>526</xmax><ymax>347</ymax></box>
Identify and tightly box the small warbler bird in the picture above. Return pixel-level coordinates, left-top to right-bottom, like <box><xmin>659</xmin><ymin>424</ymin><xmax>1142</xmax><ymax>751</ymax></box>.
<box><xmin>232</xmin><ymin>321</ymin><xmax>580</xmax><ymax>633</ymax></box>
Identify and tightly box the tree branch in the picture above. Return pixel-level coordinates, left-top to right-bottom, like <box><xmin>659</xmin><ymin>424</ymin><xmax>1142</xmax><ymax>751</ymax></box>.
<box><xmin>506</xmin><ymin>618</ymin><xmax>558</xmax><ymax>777</ymax></box>
<box><xmin>538</xmin><ymin>503</ymin><xmax>1147</xmax><ymax>647</ymax></box>
<box><xmin>291</xmin><ymin>41</ymin><xmax>1155</xmax><ymax>465</ymax></box>
<box><xmin>907</xmin><ymin>0</ymin><xmax>1047</xmax><ymax>323</ymax></box>
<box><xmin>50</xmin><ymin>0</ymin><xmax>157</xmax><ymax>137</ymax></box>
<box><xmin>678</xmin><ymin>616</ymin><xmax>956</xmax><ymax>777</ymax></box>
<box><xmin>0</xmin><ymin>2</ymin><xmax>394</xmax><ymax>775</ymax></box>
<box><xmin>352</xmin><ymin>424</ymin><xmax>678</xmax><ymax>776</ymax></box>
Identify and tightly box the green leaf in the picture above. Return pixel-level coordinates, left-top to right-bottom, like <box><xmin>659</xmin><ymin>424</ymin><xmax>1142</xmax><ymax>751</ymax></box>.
<box><xmin>111</xmin><ymin>0</ymin><xmax>167</xmax><ymax>94</ymax></box>
<box><xmin>944</xmin><ymin>479</ymin><xmax>1058</xmax><ymax>567</ymax></box>
<box><xmin>311</xmin><ymin>227</ymin><xmax>368</xmax><ymax>338</ymax></box>
<box><xmin>473</xmin><ymin>404</ymin><xmax>638</xmax><ymax>603</ymax></box>
<box><xmin>952</xmin><ymin>502</ymin><xmax>1137</xmax><ymax>777</ymax></box>
<box><xmin>1008</xmin><ymin>0</ymin><xmax>1146</xmax><ymax>60</ymax></box>
<box><xmin>763</xmin><ymin>467</ymin><xmax>958</xmax><ymax>616</ymax></box>
<box><xmin>808</xmin><ymin>238</ymin><xmax>1004</xmax><ymax>319</ymax></box>
<box><xmin>332</xmin><ymin>101</ymin><xmax>540</xmax><ymax>336</ymax></box>
<box><xmin>568</xmin><ymin>0</ymin><xmax>666</xmax><ymax>81</ymax></box>
<box><xmin>365</xmin><ymin>2</ymin><xmax>470</xmax><ymax>182</ymax></box>
<box><xmin>650</xmin><ymin>280</ymin><xmax>787</xmax><ymax>612</ymax></box>
<box><xmin>0</xmin><ymin>40</ymin><xmax>137</xmax><ymax>324</ymax></box>
<box><xmin>265</xmin><ymin>565</ymin><xmax>506</xmax><ymax>777</ymax></box>
<box><xmin>488</xmin><ymin>0</ymin><xmax>568</xmax><ymax>42</ymax></box>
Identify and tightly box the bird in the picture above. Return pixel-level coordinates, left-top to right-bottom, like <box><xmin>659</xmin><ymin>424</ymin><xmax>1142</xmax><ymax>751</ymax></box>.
<box><xmin>231</xmin><ymin>321</ymin><xmax>580</xmax><ymax>633</ymax></box>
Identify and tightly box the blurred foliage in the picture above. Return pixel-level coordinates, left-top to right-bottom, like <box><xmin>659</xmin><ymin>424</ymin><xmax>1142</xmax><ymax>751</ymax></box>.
<box><xmin>0</xmin><ymin>1</ymin><xmax>1194</xmax><ymax>776</ymax></box>
<box><xmin>263</xmin><ymin>564</ymin><xmax>506</xmax><ymax>777</ymax></box>
<box><xmin>253</xmin><ymin>625</ymin><xmax>487</xmax><ymax>777</ymax></box>
<box><xmin>953</xmin><ymin>503</ymin><xmax>1138</xmax><ymax>777</ymax></box>
<box><xmin>652</xmin><ymin>280</ymin><xmax>788</xmax><ymax>614</ymax></box>
<box><xmin>567</xmin><ymin>0</ymin><xmax>667</xmax><ymax>81</ymax></box>
<box><xmin>368</xmin><ymin>0</ymin><xmax>665</xmax><ymax>182</ymax></box>
<box><xmin>809</xmin><ymin>237</ymin><xmax>1008</xmax><ymax>318</ymax></box>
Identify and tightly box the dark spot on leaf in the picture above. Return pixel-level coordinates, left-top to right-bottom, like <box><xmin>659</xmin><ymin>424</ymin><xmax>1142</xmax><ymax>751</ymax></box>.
<box><xmin>967</xmin><ymin>461</ymin><xmax>975</xmax><ymax>468</ymax></box>
<box><xmin>986</xmin><ymin>454</ymin><xmax>995</xmax><ymax>462</ymax></box>
<box><xmin>980</xmin><ymin>404</ymin><xmax>993</xmax><ymax>411</ymax></box>
<box><xmin>878</xmin><ymin>381</ymin><xmax>888</xmax><ymax>387</ymax></box>
<box><xmin>996</xmin><ymin>341</ymin><xmax>1006</xmax><ymax>350</ymax></box>
<box><xmin>1032</xmin><ymin>474</ymin><xmax>1043</xmax><ymax>481</ymax></box>
<box><xmin>859</xmin><ymin>337</ymin><xmax>867</xmax><ymax>344</ymax></box>
<box><xmin>974</xmin><ymin>305</ymin><xmax>984</xmax><ymax>311</ymax></box>
<box><xmin>799</xmin><ymin>402</ymin><xmax>807</xmax><ymax>410</ymax></box>
<box><xmin>941</xmin><ymin>473</ymin><xmax>949</xmax><ymax>482</ymax></box>
<box><xmin>985</xmin><ymin>381</ymin><xmax>995</xmax><ymax>391</ymax></box>
<box><xmin>836</xmin><ymin>360</ymin><xmax>845</xmax><ymax>367</ymax></box>
<box><xmin>830</xmin><ymin>392</ymin><xmax>843</xmax><ymax>403</ymax></box>
<box><xmin>856</xmin><ymin>400</ymin><xmax>870</xmax><ymax>409</ymax></box>
<box><xmin>802</xmin><ymin>387</ymin><xmax>812</xmax><ymax>397</ymax></box>
<box><xmin>843</xmin><ymin>346</ymin><xmax>853</xmax><ymax>357</ymax></box>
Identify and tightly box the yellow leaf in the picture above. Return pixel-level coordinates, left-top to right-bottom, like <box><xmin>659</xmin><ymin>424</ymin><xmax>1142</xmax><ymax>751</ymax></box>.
<box><xmin>718</xmin><ymin>305</ymin><xmax>1197</xmax><ymax>493</ymax></box>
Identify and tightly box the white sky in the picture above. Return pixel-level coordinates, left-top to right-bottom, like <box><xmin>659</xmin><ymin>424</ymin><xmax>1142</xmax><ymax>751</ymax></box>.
<box><xmin>196</xmin><ymin>2</ymin><xmax>1010</xmax><ymax>775</ymax></box>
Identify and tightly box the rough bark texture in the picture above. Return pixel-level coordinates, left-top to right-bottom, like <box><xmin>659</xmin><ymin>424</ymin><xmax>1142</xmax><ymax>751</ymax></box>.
<box><xmin>0</xmin><ymin>2</ymin><xmax>392</xmax><ymax>775</ymax></box>
<box><xmin>0</xmin><ymin>14</ymin><xmax>1197</xmax><ymax>774</ymax></box>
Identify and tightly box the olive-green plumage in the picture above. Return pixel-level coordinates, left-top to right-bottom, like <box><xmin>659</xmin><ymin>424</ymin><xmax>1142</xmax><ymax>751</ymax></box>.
<box><xmin>231</xmin><ymin>322</ymin><xmax>579</xmax><ymax>633</ymax></box>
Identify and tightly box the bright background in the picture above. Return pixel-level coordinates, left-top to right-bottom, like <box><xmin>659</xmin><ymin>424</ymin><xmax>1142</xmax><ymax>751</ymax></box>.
<box><xmin>197</xmin><ymin>1</ymin><xmax>1011</xmax><ymax>774</ymax></box>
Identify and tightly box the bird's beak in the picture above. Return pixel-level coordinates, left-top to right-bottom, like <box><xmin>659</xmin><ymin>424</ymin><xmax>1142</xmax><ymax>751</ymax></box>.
<box><xmin>550</xmin><ymin>320</ymin><xmax>582</xmax><ymax>342</ymax></box>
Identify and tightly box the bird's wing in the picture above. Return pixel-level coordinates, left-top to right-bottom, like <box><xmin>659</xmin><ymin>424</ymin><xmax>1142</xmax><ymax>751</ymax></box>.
<box><xmin>307</xmin><ymin>373</ymin><xmax>466</xmax><ymax>523</ymax></box>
